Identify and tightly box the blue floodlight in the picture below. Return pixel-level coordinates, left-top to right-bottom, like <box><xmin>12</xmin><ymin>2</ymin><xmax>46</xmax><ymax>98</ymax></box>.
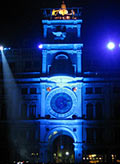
<box><xmin>0</xmin><ymin>46</ymin><xmax>4</xmax><ymax>51</ymax></box>
<box><xmin>38</xmin><ymin>44</ymin><xmax>43</xmax><ymax>49</ymax></box>
<box><xmin>107</xmin><ymin>42</ymin><xmax>115</xmax><ymax>50</ymax></box>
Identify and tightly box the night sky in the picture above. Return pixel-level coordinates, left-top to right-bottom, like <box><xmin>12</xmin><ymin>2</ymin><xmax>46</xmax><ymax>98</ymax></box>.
<box><xmin>0</xmin><ymin>0</ymin><xmax>120</xmax><ymax>51</ymax></box>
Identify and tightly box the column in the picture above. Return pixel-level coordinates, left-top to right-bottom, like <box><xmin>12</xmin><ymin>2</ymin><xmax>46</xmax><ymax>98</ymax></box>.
<box><xmin>42</xmin><ymin>50</ymin><xmax>47</xmax><ymax>74</ymax></box>
<box><xmin>77</xmin><ymin>24</ymin><xmax>81</xmax><ymax>38</ymax></box>
<box><xmin>77</xmin><ymin>84</ymin><xmax>82</xmax><ymax>117</ymax></box>
<box><xmin>43</xmin><ymin>25</ymin><xmax>47</xmax><ymax>38</ymax></box>
<box><xmin>73</xmin><ymin>142</ymin><xmax>83</xmax><ymax>163</ymax></box>
<box><xmin>40</xmin><ymin>85</ymin><xmax>46</xmax><ymax>117</ymax></box>
<box><xmin>77</xmin><ymin>50</ymin><xmax>82</xmax><ymax>73</ymax></box>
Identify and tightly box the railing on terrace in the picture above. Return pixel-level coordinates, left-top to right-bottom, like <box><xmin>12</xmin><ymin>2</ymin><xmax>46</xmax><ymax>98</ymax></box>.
<box><xmin>40</xmin><ymin>7</ymin><xmax>82</xmax><ymax>20</ymax></box>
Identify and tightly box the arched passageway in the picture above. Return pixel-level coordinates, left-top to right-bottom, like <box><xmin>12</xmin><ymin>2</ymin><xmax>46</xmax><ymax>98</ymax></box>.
<box><xmin>52</xmin><ymin>135</ymin><xmax>74</xmax><ymax>163</ymax></box>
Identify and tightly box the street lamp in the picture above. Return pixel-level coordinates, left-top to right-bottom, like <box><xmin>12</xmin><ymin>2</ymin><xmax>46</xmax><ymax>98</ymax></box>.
<box><xmin>38</xmin><ymin>44</ymin><xmax>43</xmax><ymax>49</ymax></box>
<box><xmin>107</xmin><ymin>42</ymin><xmax>115</xmax><ymax>50</ymax></box>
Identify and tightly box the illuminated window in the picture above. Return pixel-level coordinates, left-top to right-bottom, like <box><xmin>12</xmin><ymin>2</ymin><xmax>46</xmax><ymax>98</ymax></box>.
<box><xmin>21</xmin><ymin>88</ymin><xmax>28</xmax><ymax>95</ymax></box>
<box><xmin>86</xmin><ymin>87</ymin><xmax>93</xmax><ymax>94</ymax></box>
<box><xmin>30</xmin><ymin>88</ymin><xmax>37</xmax><ymax>94</ymax></box>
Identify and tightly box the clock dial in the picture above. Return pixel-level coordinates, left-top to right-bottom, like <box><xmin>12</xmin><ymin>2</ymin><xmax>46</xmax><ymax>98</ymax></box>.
<box><xmin>50</xmin><ymin>93</ymin><xmax>73</xmax><ymax>114</ymax></box>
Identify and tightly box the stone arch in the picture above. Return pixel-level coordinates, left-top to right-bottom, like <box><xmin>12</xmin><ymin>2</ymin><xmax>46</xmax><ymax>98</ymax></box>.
<box><xmin>45</xmin><ymin>126</ymin><xmax>77</xmax><ymax>143</ymax></box>
<box><xmin>45</xmin><ymin>127</ymin><xmax>77</xmax><ymax>163</ymax></box>
<box><xmin>49</xmin><ymin>52</ymin><xmax>74</xmax><ymax>75</ymax></box>
<box><xmin>55</xmin><ymin>54</ymin><xmax>69</xmax><ymax>60</ymax></box>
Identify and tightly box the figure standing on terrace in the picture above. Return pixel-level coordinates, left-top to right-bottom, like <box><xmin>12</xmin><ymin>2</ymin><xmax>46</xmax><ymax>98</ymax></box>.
<box><xmin>52</xmin><ymin>1</ymin><xmax>75</xmax><ymax>19</ymax></box>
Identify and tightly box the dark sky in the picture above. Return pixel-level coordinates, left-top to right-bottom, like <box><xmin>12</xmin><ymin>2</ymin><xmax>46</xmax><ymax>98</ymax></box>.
<box><xmin>0</xmin><ymin>0</ymin><xmax>120</xmax><ymax>50</ymax></box>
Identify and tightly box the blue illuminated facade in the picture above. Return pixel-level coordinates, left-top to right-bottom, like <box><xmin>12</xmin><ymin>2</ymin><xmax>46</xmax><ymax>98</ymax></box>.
<box><xmin>39</xmin><ymin>13</ymin><xmax>83</xmax><ymax>162</ymax></box>
<box><xmin>0</xmin><ymin>2</ymin><xmax>120</xmax><ymax>164</ymax></box>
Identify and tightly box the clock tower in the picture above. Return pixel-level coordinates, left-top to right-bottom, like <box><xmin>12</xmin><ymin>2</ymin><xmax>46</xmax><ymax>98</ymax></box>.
<box><xmin>40</xmin><ymin>1</ymin><xmax>83</xmax><ymax>163</ymax></box>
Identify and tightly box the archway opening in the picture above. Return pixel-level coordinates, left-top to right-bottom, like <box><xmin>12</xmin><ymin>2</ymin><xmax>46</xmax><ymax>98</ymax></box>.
<box><xmin>49</xmin><ymin>53</ymin><xmax>74</xmax><ymax>75</ymax></box>
<box><xmin>52</xmin><ymin>135</ymin><xmax>74</xmax><ymax>163</ymax></box>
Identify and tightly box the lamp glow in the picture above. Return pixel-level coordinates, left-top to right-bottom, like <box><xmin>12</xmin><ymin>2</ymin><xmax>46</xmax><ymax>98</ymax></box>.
<box><xmin>38</xmin><ymin>44</ymin><xmax>43</xmax><ymax>49</ymax></box>
<box><xmin>107</xmin><ymin>42</ymin><xmax>115</xmax><ymax>50</ymax></box>
<box><xmin>65</xmin><ymin>151</ymin><xmax>69</xmax><ymax>156</ymax></box>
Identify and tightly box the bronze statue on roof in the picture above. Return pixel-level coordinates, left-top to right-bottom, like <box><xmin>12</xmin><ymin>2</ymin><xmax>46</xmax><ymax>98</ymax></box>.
<box><xmin>52</xmin><ymin>1</ymin><xmax>75</xmax><ymax>19</ymax></box>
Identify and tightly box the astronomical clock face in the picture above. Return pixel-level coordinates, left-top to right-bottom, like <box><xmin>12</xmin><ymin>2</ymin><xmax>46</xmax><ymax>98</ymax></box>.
<box><xmin>50</xmin><ymin>92</ymin><xmax>73</xmax><ymax>114</ymax></box>
<box><xmin>46</xmin><ymin>88</ymin><xmax>77</xmax><ymax>118</ymax></box>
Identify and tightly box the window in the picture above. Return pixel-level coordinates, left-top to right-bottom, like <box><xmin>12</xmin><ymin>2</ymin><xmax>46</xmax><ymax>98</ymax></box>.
<box><xmin>113</xmin><ymin>87</ymin><xmax>120</xmax><ymax>94</ymax></box>
<box><xmin>86</xmin><ymin>87</ymin><xmax>93</xmax><ymax>94</ymax></box>
<box><xmin>21</xmin><ymin>104</ymin><xmax>27</xmax><ymax>119</ymax></box>
<box><xmin>30</xmin><ymin>128</ymin><xmax>36</xmax><ymax>141</ymax></box>
<box><xmin>21</xmin><ymin>88</ymin><xmax>28</xmax><ymax>95</ymax></box>
<box><xmin>30</xmin><ymin>88</ymin><xmax>37</xmax><ymax>94</ymax></box>
<box><xmin>86</xmin><ymin>128</ymin><xmax>94</xmax><ymax>144</ymax></box>
<box><xmin>9</xmin><ymin>62</ymin><xmax>15</xmax><ymax>72</ymax></box>
<box><xmin>114</xmin><ymin>102</ymin><xmax>120</xmax><ymax>119</ymax></box>
<box><xmin>0</xmin><ymin>63</ymin><xmax>2</xmax><ymax>72</ymax></box>
<box><xmin>86</xmin><ymin>103</ymin><xmax>93</xmax><ymax>119</ymax></box>
<box><xmin>36</xmin><ymin>129</ymin><xmax>40</xmax><ymax>142</ymax></box>
<box><xmin>1</xmin><ymin>104</ymin><xmax>6</xmax><ymax>120</ymax></box>
<box><xmin>95</xmin><ymin>128</ymin><xmax>104</xmax><ymax>144</ymax></box>
<box><xmin>0</xmin><ymin>87</ymin><xmax>4</xmax><ymax>96</ymax></box>
<box><xmin>29</xmin><ymin>104</ymin><xmax>36</xmax><ymax>119</ymax></box>
<box><xmin>114</xmin><ymin>128</ymin><xmax>120</xmax><ymax>144</ymax></box>
<box><xmin>24</xmin><ymin>61</ymin><xmax>33</xmax><ymax>72</ymax></box>
<box><xmin>95</xmin><ymin>103</ymin><xmax>103</xmax><ymax>119</ymax></box>
<box><xmin>25</xmin><ymin>61</ymin><xmax>32</xmax><ymax>69</ymax></box>
<box><xmin>95</xmin><ymin>87</ymin><xmax>102</xmax><ymax>94</ymax></box>
<box><xmin>33</xmin><ymin>61</ymin><xmax>40</xmax><ymax>68</ymax></box>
